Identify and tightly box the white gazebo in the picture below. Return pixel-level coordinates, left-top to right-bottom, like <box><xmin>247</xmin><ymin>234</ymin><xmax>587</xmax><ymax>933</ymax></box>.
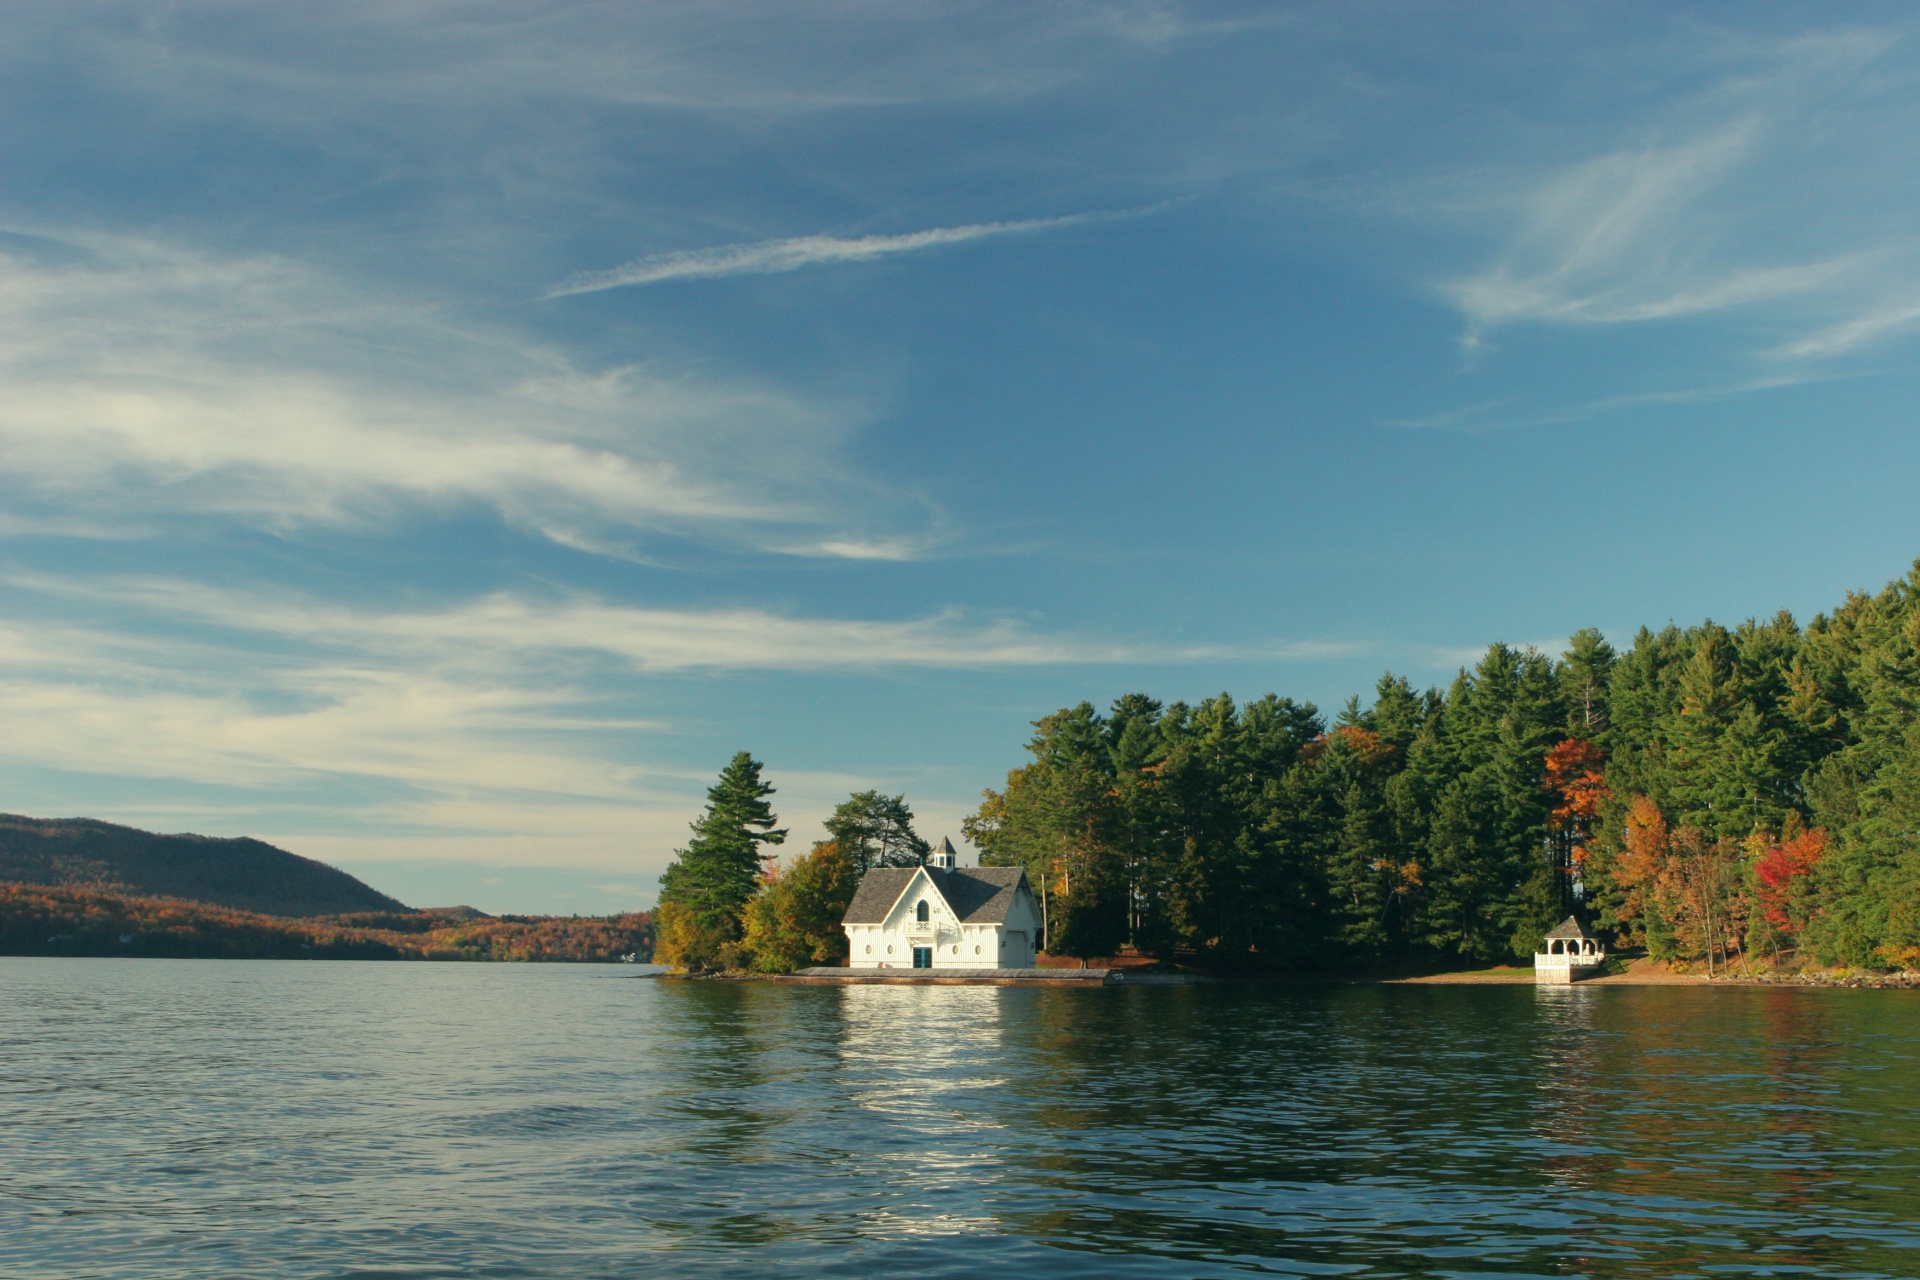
<box><xmin>1534</xmin><ymin>915</ymin><xmax>1604</xmax><ymax>984</ymax></box>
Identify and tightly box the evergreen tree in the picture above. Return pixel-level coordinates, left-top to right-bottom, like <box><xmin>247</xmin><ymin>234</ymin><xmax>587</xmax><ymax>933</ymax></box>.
<box><xmin>966</xmin><ymin>702</ymin><xmax>1120</xmax><ymax>958</ymax></box>
<box><xmin>951</xmin><ymin>558</ymin><xmax>1920</xmax><ymax>974</ymax></box>
<box><xmin>654</xmin><ymin>752</ymin><xmax>786</xmax><ymax>972</ymax></box>
<box><xmin>1560</xmin><ymin>628</ymin><xmax>1616</xmax><ymax>742</ymax></box>
<box><xmin>825</xmin><ymin>791</ymin><xmax>930</xmax><ymax>869</ymax></box>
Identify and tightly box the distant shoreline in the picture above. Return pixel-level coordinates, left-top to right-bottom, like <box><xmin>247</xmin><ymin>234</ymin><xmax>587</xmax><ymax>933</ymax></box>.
<box><xmin>1</xmin><ymin>882</ymin><xmax>654</xmax><ymax>963</ymax></box>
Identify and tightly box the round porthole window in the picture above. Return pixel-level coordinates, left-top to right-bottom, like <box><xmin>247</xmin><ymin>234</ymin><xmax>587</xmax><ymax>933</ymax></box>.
<box><xmin>974</xmin><ymin>945</ymin><xmax>982</xmax><ymax>955</ymax></box>
<box><xmin>865</xmin><ymin>945</ymin><xmax>872</xmax><ymax>955</ymax></box>
<box><xmin>952</xmin><ymin>945</ymin><xmax>959</xmax><ymax>955</ymax></box>
<box><xmin>886</xmin><ymin>945</ymin><xmax>893</xmax><ymax>955</ymax></box>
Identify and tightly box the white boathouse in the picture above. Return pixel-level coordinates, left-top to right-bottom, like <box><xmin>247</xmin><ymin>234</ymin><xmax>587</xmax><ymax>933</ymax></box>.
<box><xmin>840</xmin><ymin>837</ymin><xmax>1043</xmax><ymax>970</ymax></box>
<box><xmin>1534</xmin><ymin>915</ymin><xmax>1605</xmax><ymax>984</ymax></box>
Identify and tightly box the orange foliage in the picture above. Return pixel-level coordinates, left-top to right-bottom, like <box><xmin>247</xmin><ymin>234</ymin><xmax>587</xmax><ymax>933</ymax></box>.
<box><xmin>1611</xmin><ymin>797</ymin><xmax>1748</xmax><ymax>966</ymax></box>
<box><xmin>1614</xmin><ymin>794</ymin><xmax>1670</xmax><ymax>924</ymax></box>
<box><xmin>0</xmin><ymin>882</ymin><xmax>653</xmax><ymax>962</ymax></box>
<box><xmin>1543</xmin><ymin>738</ymin><xmax>1610</xmax><ymax>864</ymax></box>
<box><xmin>1752</xmin><ymin>826</ymin><xmax>1826</xmax><ymax>934</ymax></box>
<box><xmin>1300</xmin><ymin>725</ymin><xmax>1396</xmax><ymax>769</ymax></box>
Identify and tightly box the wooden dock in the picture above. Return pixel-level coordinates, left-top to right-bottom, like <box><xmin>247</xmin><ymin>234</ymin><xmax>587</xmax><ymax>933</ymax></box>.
<box><xmin>771</xmin><ymin>966</ymin><xmax>1211</xmax><ymax>986</ymax></box>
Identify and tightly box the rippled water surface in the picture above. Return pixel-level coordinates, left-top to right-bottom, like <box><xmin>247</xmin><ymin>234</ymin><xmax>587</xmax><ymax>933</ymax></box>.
<box><xmin>4</xmin><ymin>959</ymin><xmax>1919</xmax><ymax>1278</ymax></box>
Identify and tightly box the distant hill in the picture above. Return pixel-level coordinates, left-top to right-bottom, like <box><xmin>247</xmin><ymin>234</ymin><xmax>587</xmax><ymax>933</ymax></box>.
<box><xmin>1</xmin><ymin>883</ymin><xmax>651</xmax><ymax>961</ymax></box>
<box><xmin>0</xmin><ymin>815</ymin><xmax>407</xmax><ymax>917</ymax></box>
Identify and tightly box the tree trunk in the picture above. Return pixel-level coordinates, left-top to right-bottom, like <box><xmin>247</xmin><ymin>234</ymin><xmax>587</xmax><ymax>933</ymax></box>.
<box><xmin>1704</xmin><ymin>873</ymin><xmax>1715</xmax><ymax>977</ymax></box>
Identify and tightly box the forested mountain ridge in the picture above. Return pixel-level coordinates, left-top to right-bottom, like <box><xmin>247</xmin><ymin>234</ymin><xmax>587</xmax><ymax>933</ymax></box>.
<box><xmin>0</xmin><ymin>883</ymin><xmax>652</xmax><ymax>961</ymax></box>
<box><xmin>0</xmin><ymin>815</ymin><xmax>407</xmax><ymax>917</ymax></box>
<box><xmin>963</xmin><ymin>559</ymin><xmax>1920</xmax><ymax>972</ymax></box>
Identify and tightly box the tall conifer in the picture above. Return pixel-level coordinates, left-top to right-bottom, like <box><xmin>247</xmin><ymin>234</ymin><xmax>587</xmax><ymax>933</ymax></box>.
<box><xmin>825</xmin><ymin>791</ymin><xmax>929</xmax><ymax>869</ymax></box>
<box><xmin>655</xmin><ymin>752</ymin><xmax>786</xmax><ymax>972</ymax></box>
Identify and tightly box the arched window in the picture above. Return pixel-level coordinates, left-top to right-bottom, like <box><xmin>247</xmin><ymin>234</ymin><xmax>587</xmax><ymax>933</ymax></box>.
<box><xmin>916</xmin><ymin>900</ymin><xmax>930</xmax><ymax>923</ymax></box>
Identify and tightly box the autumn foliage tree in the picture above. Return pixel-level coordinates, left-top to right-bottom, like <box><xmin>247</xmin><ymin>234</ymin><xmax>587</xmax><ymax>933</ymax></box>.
<box><xmin>742</xmin><ymin>840</ymin><xmax>862</xmax><ymax>972</ymax></box>
<box><xmin>1544</xmin><ymin>738</ymin><xmax>1610</xmax><ymax>912</ymax></box>
<box><xmin>1608</xmin><ymin>794</ymin><xmax>1752</xmax><ymax>971</ymax></box>
<box><xmin>0</xmin><ymin>884</ymin><xmax>653</xmax><ymax>961</ymax></box>
<box><xmin>1749</xmin><ymin>818</ymin><xmax>1826</xmax><ymax>958</ymax></box>
<box><xmin>727</xmin><ymin>559</ymin><xmax>1920</xmax><ymax>975</ymax></box>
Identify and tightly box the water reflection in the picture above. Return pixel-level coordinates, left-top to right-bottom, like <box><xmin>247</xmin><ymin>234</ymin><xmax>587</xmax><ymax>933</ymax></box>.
<box><xmin>2</xmin><ymin>961</ymin><xmax>1918</xmax><ymax>1279</ymax></box>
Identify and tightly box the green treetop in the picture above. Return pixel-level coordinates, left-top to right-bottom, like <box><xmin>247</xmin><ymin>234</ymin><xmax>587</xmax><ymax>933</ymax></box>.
<box><xmin>654</xmin><ymin>752</ymin><xmax>786</xmax><ymax>971</ymax></box>
<box><xmin>825</xmin><ymin>790</ymin><xmax>930</xmax><ymax>869</ymax></box>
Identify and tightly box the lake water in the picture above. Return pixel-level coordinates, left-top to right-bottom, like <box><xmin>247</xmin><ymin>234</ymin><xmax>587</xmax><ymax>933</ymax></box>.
<box><xmin>3</xmin><ymin>960</ymin><xmax>1918</xmax><ymax>1279</ymax></box>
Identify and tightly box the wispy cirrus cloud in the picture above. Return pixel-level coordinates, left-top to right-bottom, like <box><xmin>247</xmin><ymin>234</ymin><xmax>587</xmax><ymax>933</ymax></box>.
<box><xmin>1445</xmin><ymin>122</ymin><xmax>1863</xmax><ymax>341</ymax></box>
<box><xmin>1768</xmin><ymin>296</ymin><xmax>1920</xmax><ymax>359</ymax></box>
<box><xmin>0</xmin><ymin>231</ymin><xmax>935</xmax><ymax>558</ymax></box>
<box><xmin>0</xmin><ymin>575</ymin><xmax>1353</xmax><ymax>882</ymax></box>
<box><xmin>1439</xmin><ymin>30</ymin><xmax>1920</xmax><ymax>360</ymax></box>
<box><xmin>12</xmin><ymin>574</ymin><xmax>1344</xmax><ymax>674</ymax></box>
<box><xmin>1386</xmin><ymin>372</ymin><xmax>1858</xmax><ymax>434</ymax></box>
<box><xmin>545</xmin><ymin>209</ymin><xmax>1146</xmax><ymax>296</ymax></box>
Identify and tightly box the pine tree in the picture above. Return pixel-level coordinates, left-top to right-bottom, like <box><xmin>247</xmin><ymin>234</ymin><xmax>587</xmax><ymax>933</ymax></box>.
<box><xmin>654</xmin><ymin>752</ymin><xmax>786</xmax><ymax>972</ymax></box>
<box><xmin>950</xmin><ymin>560</ymin><xmax>1920</xmax><ymax>974</ymax></box>
<box><xmin>1560</xmin><ymin>628</ymin><xmax>1617</xmax><ymax>742</ymax></box>
<box><xmin>824</xmin><ymin>791</ymin><xmax>930</xmax><ymax>869</ymax></box>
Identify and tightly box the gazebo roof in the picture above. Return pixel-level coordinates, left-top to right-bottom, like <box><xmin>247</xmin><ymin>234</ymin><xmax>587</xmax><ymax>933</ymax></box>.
<box><xmin>1544</xmin><ymin>915</ymin><xmax>1591</xmax><ymax>941</ymax></box>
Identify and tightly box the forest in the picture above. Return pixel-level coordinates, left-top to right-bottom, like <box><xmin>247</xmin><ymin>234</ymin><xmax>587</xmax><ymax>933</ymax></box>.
<box><xmin>659</xmin><ymin>560</ymin><xmax>1920</xmax><ymax>975</ymax></box>
<box><xmin>0</xmin><ymin>884</ymin><xmax>654</xmax><ymax>962</ymax></box>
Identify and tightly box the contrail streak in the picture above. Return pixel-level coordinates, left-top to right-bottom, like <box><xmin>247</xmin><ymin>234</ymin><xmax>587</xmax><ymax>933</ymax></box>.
<box><xmin>546</xmin><ymin>209</ymin><xmax>1143</xmax><ymax>297</ymax></box>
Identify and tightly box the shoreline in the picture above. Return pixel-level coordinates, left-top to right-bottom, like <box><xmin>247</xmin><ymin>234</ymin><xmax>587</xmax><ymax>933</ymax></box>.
<box><xmin>1389</xmin><ymin>966</ymin><xmax>1920</xmax><ymax>989</ymax></box>
<box><xmin>666</xmin><ymin>956</ymin><xmax>1920</xmax><ymax>989</ymax></box>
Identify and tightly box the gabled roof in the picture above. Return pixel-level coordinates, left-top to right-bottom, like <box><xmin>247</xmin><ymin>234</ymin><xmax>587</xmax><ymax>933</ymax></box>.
<box><xmin>932</xmin><ymin>867</ymin><xmax>1027</xmax><ymax>923</ymax></box>
<box><xmin>841</xmin><ymin>868</ymin><xmax>918</xmax><ymax>925</ymax></box>
<box><xmin>1544</xmin><ymin>915</ymin><xmax>1591</xmax><ymax>941</ymax></box>
<box><xmin>840</xmin><ymin>864</ymin><xmax>1033</xmax><ymax>925</ymax></box>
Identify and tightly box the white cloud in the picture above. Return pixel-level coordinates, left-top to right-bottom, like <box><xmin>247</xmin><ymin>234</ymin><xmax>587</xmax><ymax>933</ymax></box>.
<box><xmin>1389</xmin><ymin>371</ymin><xmax>1850</xmax><ymax>434</ymax></box>
<box><xmin>1437</xmin><ymin>30</ymin><xmax>1920</xmax><ymax>362</ymax></box>
<box><xmin>546</xmin><ymin>210</ymin><xmax>1136</xmax><ymax>296</ymax></box>
<box><xmin>12</xmin><ymin>574</ymin><xmax>1337</xmax><ymax>674</ymax></box>
<box><xmin>1769</xmin><ymin>297</ymin><xmax>1920</xmax><ymax>359</ymax></box>
<box><xmin>65</xmin><ymin>2</ymin><xmax>1226</xmax><ymax>121</ymax></box>
<box><xmin>775</xmin><ymin>536</ymin><xmax>937</xmax><ymax>562</ymax></box>
<box><xmin>0</xmin><ymin>577</ymin><xmax>1353</xmax><ymax>881</ymax></box>
<box><xmin>0</xmin><ymin>233</ymin><xmax>908</xmax><ymax>554</ymax></box>
<box><xmin>1445</xmin><ymin>123</ymin><xmax>1861</xmax><ymax>336</ymax></box>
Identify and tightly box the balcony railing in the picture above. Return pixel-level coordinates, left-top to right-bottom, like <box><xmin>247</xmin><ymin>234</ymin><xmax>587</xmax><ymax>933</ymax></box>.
<box><xmin>1534</xmin><ymin>951</ymin><xmax>1604</xmax><ymax>966</ymax></box>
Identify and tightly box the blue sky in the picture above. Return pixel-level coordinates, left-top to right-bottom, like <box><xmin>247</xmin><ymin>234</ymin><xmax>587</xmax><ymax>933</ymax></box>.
<box><xmin>4</xmin><ymin>2</ymin><xmax>1919</xmax><ymax>913</ymax></box>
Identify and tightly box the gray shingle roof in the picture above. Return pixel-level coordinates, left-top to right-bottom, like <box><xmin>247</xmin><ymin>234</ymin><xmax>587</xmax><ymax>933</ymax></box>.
<box><xmin>840</xmin><ymin>868</ymin><xmax>917</xmax><ymax>924</ymax></box>
<box><xmin>1544</xmin><ymin>915</ymin><xmax>1591</xmax><ymax>940</ymax></box>
<box><xmin>932</xmin><ymin>867</ymin><xmax>1027</xmax><ymax>923</ymax></box>
<box><xmin>839</xmin><ymin>865</ymin><xmax>1032</xmax><ymax>925</ymax></box>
